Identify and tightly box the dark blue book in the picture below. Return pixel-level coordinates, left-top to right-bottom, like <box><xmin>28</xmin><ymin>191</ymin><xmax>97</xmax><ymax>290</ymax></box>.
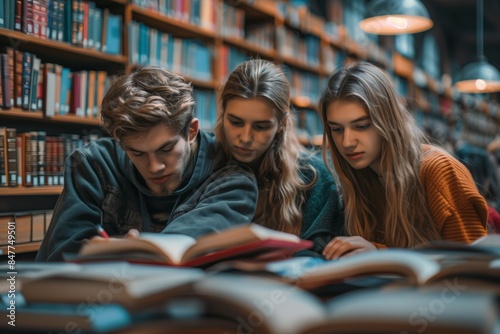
<box><xmin>104</xmin><ymin>13</ymin><xmax>122</xmax><ymax>55</ymax></box>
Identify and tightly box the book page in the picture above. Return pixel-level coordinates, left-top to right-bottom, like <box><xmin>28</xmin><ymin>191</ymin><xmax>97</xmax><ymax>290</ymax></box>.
<box><xmin>295</xmin><ymin>249</ymin><xmax>442</xmax><ymax>290</ymax></box>
<box><xmin>471</xmin><ymin>234</ymin><xmax>500</xmax><ymax>249</ymax></box>
<box><xmin>17</xmin><ymin>262</ymin><xmax>206</xmax><ymax>311</ymax></box>
<box><xmin>139</xmin><ymin>233</ymin><xmax>197</xmax><ymax>264</ymax></box>
<box><xmin>78</xmin><ymin>233</ymin><xmax>196</xmax><ymax>264</ymax></box>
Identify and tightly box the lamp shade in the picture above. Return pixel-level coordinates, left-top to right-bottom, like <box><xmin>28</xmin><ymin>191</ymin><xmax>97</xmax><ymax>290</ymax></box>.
<box><xmin>359</xmin><ymin>0</ymin><xmax>433</xmax><ymax>35</ymax></box>
<box><xmin>455</xmin><ymin>58</ymin><xmax>500</xmax><ymax>93</ymax></box>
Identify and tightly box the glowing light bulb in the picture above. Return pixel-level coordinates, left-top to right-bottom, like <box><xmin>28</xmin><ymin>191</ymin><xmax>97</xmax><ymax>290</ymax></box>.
<box><xmin>475</xmin><ymin>79</ymin><xmax>487</xmax><ymax>91</ymax></box>
<box><xmin>385</xmin><ymin>16</ymin><xmax>408</xmax><ymax>29</ymax></box>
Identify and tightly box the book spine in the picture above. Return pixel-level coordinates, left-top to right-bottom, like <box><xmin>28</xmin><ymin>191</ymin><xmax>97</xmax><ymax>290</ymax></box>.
<box><xmin>0</xmin><ymin>53</ymin><xmax>12</xmax><ymax>109</ymax></box>
<box><xmin>25</xmin><ymin>0</ymin><xmax>34</xmax><ymax>34</ymax></box>
<box><xmin>31</xmin><ymin>0</ymin><xmax>41</xmax><ymax>37</ymax></box>
<box><xmin>0</xmin><ymin>128</ymin><xmax>6</xmax><ymax>187</ymax></box>
<box><xmin>54</xmin><ymin>64</ymin><xmax>63</xmax><ymax>114</ymax></box>
<box><xmin>36</xmin><ymin>63</ymin><xmax>44</xmax><ymax>110</ymax></box>
<box><xmin>43</xmin><ymin>63</ymin><xmax>56</xmax><ymax>117</ymax></box>
<box><xmin>14</xmin><ymin>0</ymin><xmax>24</xmax><ymax>31</ymax></box>
<box><xmin>0</xmin><ymin>0</ymin><xmax>5</xmax><ymax>28</ymax></box>
<box><xmin>56</xmin><ymin>136</ymin><xmax>64</xmax><ymax>185</ymax></box>
<box><xmin>36</xmin><ymin>131</ymin><xmax>46</xmax><ymax>186</ymax></box>
<box><xmin>44</xmin><ymin>136</ymin><xmax>53</xmax><ymax>185</ymax></box>
<box><xmin>71</xmin><ymin>0</ymin><xmax>84</xmax><ymax>47</ymax></box>
<box><xmin>19</xmin><ymin>132</ymin><xmax>32</xmax><ymax>187</ymax></box>
<box><xmin>14</xmin><ymin>50</ymin><xmax>24</xmax><ymax>108</ymax></box>
<box><xmin>38</xmin><ymin>0</ymin><xmax>49</xmax><ymax>39</ymax></box>
<box><xmin>21</xmin><ymin>52</ymin><xmax>34</xmax><ymax>111</ymax></box>
<box><xmin>5</xmin><ymin>128</ymin><xmax>18</xmax><ymax>187</ymax></box>
<box><xmin>86</xmin><ymin>70</ymin><xmax>95</xmax><ymax>118</ymax></box>
<box><xmin>29</xmin><ymin>56</ymin><xmax>41</xmax><ymax>111</ymax></box>
<box><xmin>0</xmin><ymin>63</ymin><xmax>3</xmax><ymax>108</ymax></box>
<box><xmin>16</xmin><ymin>135</ymin><xmax>22</xmax><ymax>186</ymax></box>
<box><xmin>29</xmin><ymin>131</ymin><xmax>39</xmax><ymax>186</ymax></box>
<box><xmin>55</xmin><ymin>0</ymin><xmax>66</xmax><ymax>42</ymax></box>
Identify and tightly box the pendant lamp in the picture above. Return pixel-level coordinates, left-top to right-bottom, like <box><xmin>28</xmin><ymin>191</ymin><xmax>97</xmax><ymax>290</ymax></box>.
<box><xmin>359</xmin><ymin>0</ymin><xmax>433</xmax><ymax>35</ymax></box>
<box><xmin>454</xmin><ymin>0</ymin><xmax>500</xmax><ymax>93</ymax></box>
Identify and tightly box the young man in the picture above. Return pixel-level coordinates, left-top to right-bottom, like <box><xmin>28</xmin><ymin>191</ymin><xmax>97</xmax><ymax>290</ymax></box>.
<box><xmin>36</xmin><ymin>67</ymin><xmax>258</xmax><ymax>262</ymax></box>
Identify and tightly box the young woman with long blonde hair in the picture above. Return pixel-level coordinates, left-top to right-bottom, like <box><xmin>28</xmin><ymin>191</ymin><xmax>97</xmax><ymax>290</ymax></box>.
<box><xmin>319</xmin><ymin>62</ymin><xmax>487</xmax><ymax>259</ymax></box>
<box><xmin>215</xmin><ymin>59</ymin><xmax>344</xmax><ymax>255</ymax></box>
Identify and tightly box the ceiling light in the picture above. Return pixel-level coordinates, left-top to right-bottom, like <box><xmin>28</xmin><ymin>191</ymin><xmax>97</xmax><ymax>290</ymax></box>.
<box><xmin>454</xmin><ymin>0</ymin><xmax>500</xmax><ymax>93</ymax></box>
<box><xmin>359</xmin><ymin>0</ymin><xmax>433</xmax><ymax>35</ymax></box>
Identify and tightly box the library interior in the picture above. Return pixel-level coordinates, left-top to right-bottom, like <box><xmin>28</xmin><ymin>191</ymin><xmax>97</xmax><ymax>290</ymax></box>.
<box><xmin>1</xmin><ymin>0</ymin><xmax>500</xmax><ymax>333</ymax></box>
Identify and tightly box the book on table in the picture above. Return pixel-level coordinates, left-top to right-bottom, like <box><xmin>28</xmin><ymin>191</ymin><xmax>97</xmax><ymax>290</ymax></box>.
<box><xmin>74</xmin><ymin>223</ymin><xmax>313</xmax><ymax>267</ymax></box>
<box><xmin>0</xmin><ymin>262</ymin><xmax>206</xmax><ymax>312</ymax></box>
<box><xmin>0</xmin><ymin>263</ymin><xmax>327</xmax><ymax>334</ymax></box>
<box><xmin>0</xmin><ymin>298</ymin><xmax>133</xmax><ymax>333</ymax></box>
<box><xmin>208</xmin><ymin>248</ymin><xmax>500</xmax><ymax>292</ymax></box>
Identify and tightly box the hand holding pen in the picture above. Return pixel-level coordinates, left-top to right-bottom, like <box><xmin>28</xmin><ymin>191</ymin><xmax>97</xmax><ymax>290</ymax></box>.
<box><xmin>96</xmin><ymin>225</ymin><xmax>110</xmax><ymax>239</ymax></box>
<box><xmin>96</xmin><ymin>211</ymin><xmax>110</xmax><ymax>239</ymax></box>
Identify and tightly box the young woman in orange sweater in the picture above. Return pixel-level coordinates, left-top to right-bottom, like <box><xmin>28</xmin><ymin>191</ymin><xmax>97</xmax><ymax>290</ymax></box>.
<box><xmin>319</xmin><ymin>62</ymin><xmax>488</xmax><ymax>259</ymax></box>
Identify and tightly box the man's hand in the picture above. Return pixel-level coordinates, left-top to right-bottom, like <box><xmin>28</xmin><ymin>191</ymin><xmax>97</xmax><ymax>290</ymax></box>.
<box><xmin>89</xmin><ymin>228</ymin><xmax>140</xmax><ymax>241</ymax></box>
<box><xmin>125</xmin><ymin>229</ymin><xmax>140</xmax><ymax>238</ymax></box>
<box><xmin>322</xmin><ymin>236</ymin><xmax>377</xmax><ymax>260</ymax></box>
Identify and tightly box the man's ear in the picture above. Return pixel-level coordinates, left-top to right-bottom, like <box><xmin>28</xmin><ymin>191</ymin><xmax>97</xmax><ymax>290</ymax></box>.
<box><xmin>188</xmin><ymin>118</ymin><xmax>199</xmax><ymax>143</ymax></box>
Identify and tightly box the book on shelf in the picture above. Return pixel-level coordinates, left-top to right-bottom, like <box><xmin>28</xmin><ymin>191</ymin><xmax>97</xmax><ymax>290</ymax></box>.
<box><xmin>0</xmin><ymin>127</ymin><xmax>5</xmax><ymax>187</ymax></box>
<box><xmin>21</xmin><ymin>51</ymin><xmax>33</xmax><ymax>111</ymax></box>
<box><xmin>73</xmin><ymin>223</ymin><xmax>313</xmax><ymax>267</ymax></box>
<box><xmin>29</xmin><ymin>56</ymin><xmax>41</xmax><ymax>111</ymax></box>
<box><xmin>0</xmin><ymin>52</ymin><xmax>12</xmax><ymax>109</ymax></box>
<box><xmin>13</xmin><ymin>50</ymin><xmax>23</xmax><ymax>108</ymax></box>
<box><xmin>2</xmin><ymin>127</ymin><xmax>18</xmax><ymax>187</ymax></box>
<box><xmin>0</xmin><ymin>210</ymin><xmax>52</xmax><ymax>251</ymax></box>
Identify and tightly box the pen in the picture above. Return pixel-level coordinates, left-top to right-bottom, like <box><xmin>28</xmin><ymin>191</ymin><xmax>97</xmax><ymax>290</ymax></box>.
<box><xmin>96</xmin><ymin>225</ymin><xmax>110</xmax><ymax>239</ymax></box>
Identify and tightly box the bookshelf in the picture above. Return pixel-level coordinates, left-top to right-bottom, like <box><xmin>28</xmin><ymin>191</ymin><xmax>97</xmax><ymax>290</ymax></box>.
<box><xmin>0</xmin><ymin>0</ymin><xmax>499</xmax><ymax>255</ymax></box>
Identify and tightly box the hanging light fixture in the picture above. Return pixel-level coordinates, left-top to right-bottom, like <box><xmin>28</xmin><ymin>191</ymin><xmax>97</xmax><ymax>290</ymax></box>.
<box><xmin>359</xmin><ymin>0</ymin><xmax>433</xmax><ymax>35</ymax></box>
<box><xmin>454</xmin><ymin>0</ymin><xmax>500</xmax><ymax>93</ymax></box>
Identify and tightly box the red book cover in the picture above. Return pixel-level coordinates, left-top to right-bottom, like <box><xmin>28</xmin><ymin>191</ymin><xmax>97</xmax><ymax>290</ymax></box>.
<box><xmin>73</xmin><ymin>224</ymin><xmax>313</xmax><ymax>268</ymax></box>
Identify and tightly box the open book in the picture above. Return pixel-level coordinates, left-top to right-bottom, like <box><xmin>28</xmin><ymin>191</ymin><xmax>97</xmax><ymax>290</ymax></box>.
<box><xmin>1</xmin><ymin>263</ymin><xmax>328</xmax><ymax>334</ymax></box>
<box><xmin>0</xmin><ymin>262</ymin><xmax>205</xmax><ymax>312</ymax></box>
<box><xmin>0</xmin><ymin>300</ymin><xmax>132</xmax><ymax>333</ymax></box>
<box><xmin>209</xmin><ymin>248</ymin><xmax>500</xmax><ymax>292</ymax></box>
<box><xmin>75</xmin><ymin>223</ymin><xmax>313</xmax><ymax>267</ymax></box>
<box><xmin>299</xmin><ymin>287</ymin><xmax>498</xmax><ymax>334</ymax></box>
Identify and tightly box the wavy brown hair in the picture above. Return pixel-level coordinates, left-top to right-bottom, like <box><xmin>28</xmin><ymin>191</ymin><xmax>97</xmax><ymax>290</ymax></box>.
<box><xmin>101</xmin><ymin>66</ymin><xmax>195</xmax><ymax>143</ymax></box>
<box><xmin>319</xmin><ymin>62</ymin><xmax>440</xmax><ymax>247</ymax></box>
<box><xmin>215</xmin><ymin>59</ymin><xmax>315</xmax><ymax>235</ymax></box>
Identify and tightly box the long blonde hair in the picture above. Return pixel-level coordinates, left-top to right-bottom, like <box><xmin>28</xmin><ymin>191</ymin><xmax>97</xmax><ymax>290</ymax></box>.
<box><xmin>215</xmin><ymin>59</ymin><xmax>315</xmax><ymax>235</ymax></box>
<box><xmin>319</xmin><ymin>62</ymin><xmax>440</xmax><ymax>247</ymax></box>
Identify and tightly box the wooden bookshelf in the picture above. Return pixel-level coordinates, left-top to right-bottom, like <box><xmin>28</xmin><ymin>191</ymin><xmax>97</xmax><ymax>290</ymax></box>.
<box><xmin>0</xmin><ymin>242</ymin><xmax>41</xmax><ymax>255</ymax></box>
<box><xmin>222</xmin><ymin>36</ymin><xmax>277</xmax><ymax>60</ymax></box>
<box><xmin>0</xmin><ymin>28</ymin><xmax>127</xmax><ymax>71</ymax></box>
<box><xmin>0</xmin><ymin>186</ymin><xmax>63</xmax><ymax>196</ymax></box>
<box><xmin>130</xmin><ymin>5</ymin><xmax>217</xmax><ymax>41</ymax></box>
<box><xmin>0</xmin><ymin>109</ymin><xmax>102</xmax><ymax>125</ymax></box>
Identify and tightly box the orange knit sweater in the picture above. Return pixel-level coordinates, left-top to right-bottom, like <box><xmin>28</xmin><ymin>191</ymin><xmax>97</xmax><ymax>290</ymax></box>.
<box><xmin>373</xmin><ymin>146</ymin><xmax>488</xmax><ymax>249</ymax></box>
<box><xmin>419</xmin><ymin>146</ymin><xmax>488</xmax><ymax>243</ymax></box>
